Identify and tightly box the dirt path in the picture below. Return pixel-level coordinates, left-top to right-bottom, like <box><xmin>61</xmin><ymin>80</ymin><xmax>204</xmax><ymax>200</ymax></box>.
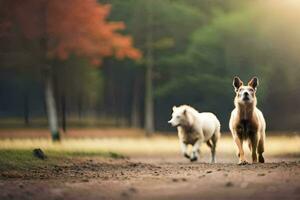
<box><xmin>0</xmin><ymin>155</ymin><xmax>300</xmax><ymax>200</ymax></box>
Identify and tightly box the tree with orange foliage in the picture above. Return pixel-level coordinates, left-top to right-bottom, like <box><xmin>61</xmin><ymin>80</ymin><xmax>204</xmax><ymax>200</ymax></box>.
<box><xmin>0</xmin><ymin>0</ymin><xmax>141</xmax><ymax>141</ymax></box>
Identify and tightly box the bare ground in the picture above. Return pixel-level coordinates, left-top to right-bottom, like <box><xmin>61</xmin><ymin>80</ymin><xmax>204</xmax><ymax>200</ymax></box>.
<box><xmin>1</xmin><ymin>154</ymin><xmax>299</xmax><ymax>200</ymax></box>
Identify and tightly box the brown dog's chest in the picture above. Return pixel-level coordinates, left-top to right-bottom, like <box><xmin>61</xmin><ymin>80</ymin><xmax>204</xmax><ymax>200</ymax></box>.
<box><xmin>236</xmin><ymin>119</ymin><xmax>258</xmax><ymax>140</ymax></box>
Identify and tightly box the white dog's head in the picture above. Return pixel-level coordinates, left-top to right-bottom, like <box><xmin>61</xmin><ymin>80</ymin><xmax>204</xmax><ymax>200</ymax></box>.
<box><xmin>168</xmin><ymin>106</ymin><xmax>192</xmax><ymax>127</ymax></box>
<box><xmin>233</xmin><ymin>76</ymin><xmax>259</xmax><ymax>105</ymax></box>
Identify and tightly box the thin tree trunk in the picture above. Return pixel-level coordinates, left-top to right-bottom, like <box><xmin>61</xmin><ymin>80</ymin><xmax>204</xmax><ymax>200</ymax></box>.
<box><xmin>44</xmin><ymin>69</ymin><xmax>60</xmax><ymax>141</ymax></box>
<box><xmin>61</xmin><ymin>94</ymin><xmax>66</xmax><ymax>133</ymax></box>
<box><xmin>41</xmin><ymin>1</ymin><xmax>59</xmax><ymax>141</ymax></box>
<box><xmin>78</xmin><ymin>93</ymin><xmax>83</xmax><ymax>120</ymax></box>
<box><xmin>144</xmin><ymin>1</ymin><xmax>154</xmax><ymax>135</ymax></box>
<box><xmin>131</xmin><ymin>77</ymin><xmax>141</xmax><ymax>128</ymax></box>
<box><xmin>23</xmin><ymin>92</ymin><xmax>29</xmax><ymax>126</ymax></box>
<box><xmin>144</xmin><ymin>59</ymin><xmax>154</xmax><ymax>135</ymax></box>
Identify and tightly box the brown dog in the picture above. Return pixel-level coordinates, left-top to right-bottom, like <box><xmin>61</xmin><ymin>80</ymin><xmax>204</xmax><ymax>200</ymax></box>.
<box><xmin>229</xmin><ymin>76</ymin><xmax>266</xmax><ymax>165</ymax></box>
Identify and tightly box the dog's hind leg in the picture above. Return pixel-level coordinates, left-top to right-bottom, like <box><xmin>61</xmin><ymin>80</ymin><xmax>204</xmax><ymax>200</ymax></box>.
<box><xmin>258</xmin><ymin>133</ymin><xmax>265</xmax><ymax>163</ymax></box>
<box><xmin>206</xmin><ymin>140</ymin><xmax>215</xmax><ymax>163</ymax></box>
<box><xmin>210</xmin><ymin>133</ymin><xmax>219</xmax><ymax>163</ymax></box>
<box><xmin>210</xmin><ymin>127</ymin><xmax>220</xmax><ymax>163</ymax></box>
<box><xmin>248</xmin><ymin>140</ymin><xmax>252</xmax><ymax>152</ymax></box>
<box><xmin>206</xmin><ymin>140</ymin><xmax>212</xmax><ymax>148</ymax></box>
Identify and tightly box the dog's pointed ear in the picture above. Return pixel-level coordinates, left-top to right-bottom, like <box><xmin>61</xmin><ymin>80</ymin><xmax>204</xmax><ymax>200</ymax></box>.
<box><xmin>248</xmin><ymin>77</ymin><xmax>259</xmax><ymax>90</ymax></box>
<box><xmin>233</xmin><ymin>76</ymin><xmax>243</xmax><ymax>92</ymax></box>
<box><xmin>172</xmin><ymin>106</ymin><xmax>177</xmax><ymax>111</ymax></box>
<box><xmin>183</xmin><ymin>109</ymin><xmax>186</xmax><ymax>115</ymax></box>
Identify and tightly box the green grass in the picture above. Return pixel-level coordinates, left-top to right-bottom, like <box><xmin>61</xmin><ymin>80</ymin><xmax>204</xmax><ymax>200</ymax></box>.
<box><xmin>0</xmin><ymin>149</ymin><xmax>124</xmax><ymax>171</ymax></box>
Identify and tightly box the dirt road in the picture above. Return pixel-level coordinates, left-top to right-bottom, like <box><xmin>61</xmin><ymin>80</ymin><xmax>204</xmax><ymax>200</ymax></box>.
<box><xmin>1</xmin><ymin>154</ymin><xmax>299</xmax><ymax>200</ymax></box>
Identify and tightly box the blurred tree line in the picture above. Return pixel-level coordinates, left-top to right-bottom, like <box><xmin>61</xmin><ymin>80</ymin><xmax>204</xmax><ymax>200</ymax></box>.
<box><xmin>0</xmin><ymin>0</ymin><xmax>141</xmax><ymax>141</ymax></box>
<box><xmin>1</xmin><ymin>0</ymin><xmax>300</xmax><ymax>134</ymax></box>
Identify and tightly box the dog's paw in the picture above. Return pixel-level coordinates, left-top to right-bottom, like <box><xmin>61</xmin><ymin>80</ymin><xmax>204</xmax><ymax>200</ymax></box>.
<box><xmin>190</xmin><ymin>157</ymin><xmax>198</xmax><ymax>162</ymax></box>
<box><xmin>258</xmin><ymin>155</ymin><xmax>265</xmax><ymax>163</ymax></box>
<box><xmin>238</xmin><ymin>160</ymin><xmax>249</xmax><ymax>165</ymax></box>
<box><xmin>184</xmin><ymin>153</ymin><xmax>190</xmax><ymax>159</ymax></box>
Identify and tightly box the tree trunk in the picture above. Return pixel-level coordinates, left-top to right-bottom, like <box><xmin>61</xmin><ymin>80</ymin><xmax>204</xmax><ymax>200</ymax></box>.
<box><xmin>40</xmin><ymin>1</ymin><xmax>60</xmax><ymax>141</ymax></box>
<box><xmin>144</xmin><ymin>1</ymin><xmax>154</xmax><ymax>135</ymax></box>
<box><xmin>77</xmin><ymin>94</ymin><xmax>83</xmax><ymax>120</ymax></box>
<box><xmin>44</xmin><ymin>69</ymin><xmax>60</xmax><ymax>141</ymax></box>
<box><xmin>23</xmin><ymin>92</ymin><xmax>29</xmax><ymax>126</ymax></box>
<box><xmin>131</xmin><ymin>77</ymin><xmax>141</xmax><ymax>128</ymax></box>
<box><xmin>61</xmin><ymin>94</ymin><xmax>67</xmax><ymax>133</ymax></box>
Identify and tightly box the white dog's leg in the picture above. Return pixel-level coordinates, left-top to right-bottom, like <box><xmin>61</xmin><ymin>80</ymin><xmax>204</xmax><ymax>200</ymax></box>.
<box><xmin>190</xmin><ymin>140</ymin><xmax>201</xmax><ymax>162</ymax></box>
<box><xmin>180</xmin><ymin>141</ymin><xmax>190</xmax><ymax>159</ymax></box>
<box><xmin>210</xmin><ymin>132</ymin><xmax>219</xmax><ymax>164</ymax></box>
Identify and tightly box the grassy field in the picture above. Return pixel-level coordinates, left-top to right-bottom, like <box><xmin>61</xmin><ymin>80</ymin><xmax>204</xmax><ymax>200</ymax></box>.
<box><xmin>0</xmin><ymin>129</ymin><xmax>299</xmax><ymax>171</ymax></box>
<box><xmin>0</xmin><ymin>135</ymin><xmax>299</xmax><ymax>154</ymax></box>
<box><xmin>0</xmin><ymin>129</ymin><xmax>299</xmax><ymax>200</ymax></box>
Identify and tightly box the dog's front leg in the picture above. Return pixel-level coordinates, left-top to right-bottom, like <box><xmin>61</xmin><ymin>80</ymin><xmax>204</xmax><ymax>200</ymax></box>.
<box><xmin>234</xmin><ymin>135</ymin><xmax>248</xmax><ymax>165</ymax></box>
<box><xmin>180</xmin><ymin>141</ymin><xmax>190</xmax><ymax>160</ymax></box>
<box><xmin>190</xmin><ymin>139</ymin><xmax>201</xmax><ymax>162</ymax></box>
<box><xmin>250</xmin><ymin>134</ymin><xmax>259</xmax><ymax>163</ymax></box>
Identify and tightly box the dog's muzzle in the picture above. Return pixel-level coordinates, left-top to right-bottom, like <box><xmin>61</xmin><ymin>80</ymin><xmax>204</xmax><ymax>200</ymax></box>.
<box><xmin>168</xmin><ymin>120</ymin><xmax>180</xmax><ymax>127</ymax></box>
<box><xmin>242</xmin><ymin>92</ymin><xmax>250</xmax><ymax>101</ymax></box>
<box><xmin>243</xmin><ymin>96</ymin><xmax>250</xmax><ymax>101</ymax></box>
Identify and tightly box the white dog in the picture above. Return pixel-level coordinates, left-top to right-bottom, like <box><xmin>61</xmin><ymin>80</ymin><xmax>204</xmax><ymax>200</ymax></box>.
<box><xmin>168</xmin><ymin>105</ymin><xmax>221</xmax><ymax>163</ymax></box>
